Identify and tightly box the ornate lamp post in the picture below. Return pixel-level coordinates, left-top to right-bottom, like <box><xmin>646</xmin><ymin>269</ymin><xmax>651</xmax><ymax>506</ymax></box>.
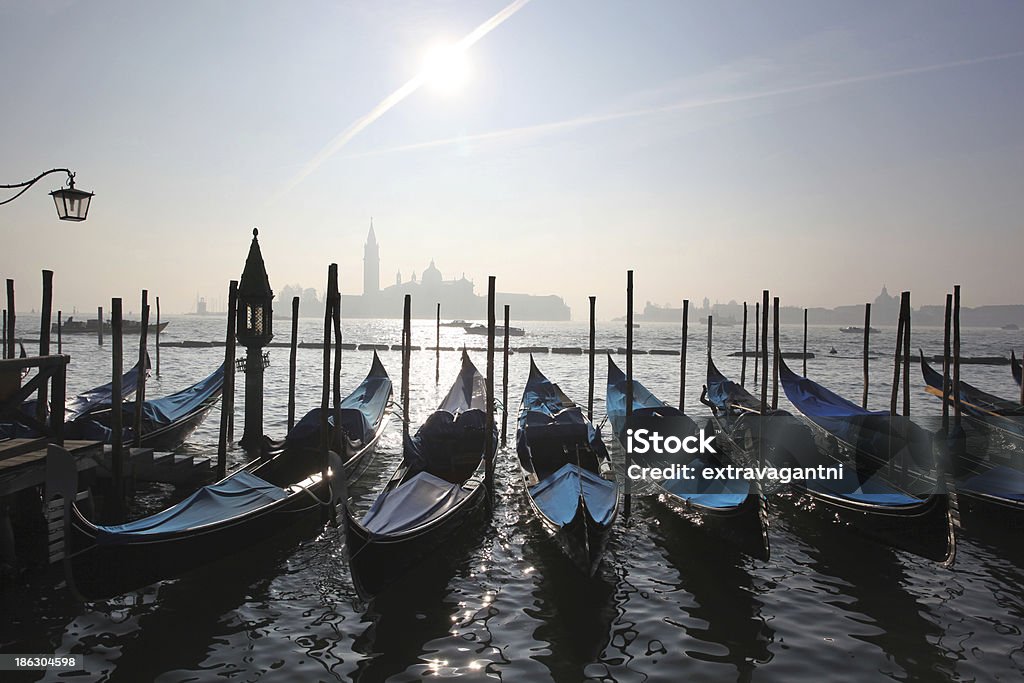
<box><xmin>236</xmin><ymin>228</ymin><xmax>274</xmax><ymax>451</ymax></box>
<box><xmin>1</xmin><ymin>168</ymin><xmax>94</xmax><ymax>221</ymax></box>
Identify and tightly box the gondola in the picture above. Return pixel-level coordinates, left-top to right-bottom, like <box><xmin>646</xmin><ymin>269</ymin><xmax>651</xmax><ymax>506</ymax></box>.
<box><xmin>344</xmin><ymin>351</ymin><xmax>496</xmax><ymax>596</ymax></box>
<box><xmin>919</xmin><ymin>353</ymin><xmax>1024</xmax><ymax>530</ymax></box>
<box><xmin>46</xmin><ymin>354</ymin><xmax>392</xmax><ymax>598</ymax></box>
<box><xmin>276</xmin><ymin>352</ymin><xmax>393</xmax><ymax>483</ymax></box>
<box><xmin>517</xmin><ymin>357</ymin><xmax>618</xmax><ymax>575</ymax></box>
<box><xmin>605</xmin><ymin>356</ymin><xmax>768</xmax><ymax>558</ymax></box>
<box><xmin>703</xmin><ymin>356</ymin><xmax>954</xmax><ymax>563</ymax></box>
<box><xmin>920</xmin><ymin>353</ymin><xmax>1024</xmax><ymax>440</ymax></box>
<box><xmin>68</xmin><ymin>363</ymin><xmax>225</xmax><ymax>450</ymax></box>
<box><xmin>0</xmin><ymin>357</ymin><xmax>148</xmax><ymax>439</ymax></box>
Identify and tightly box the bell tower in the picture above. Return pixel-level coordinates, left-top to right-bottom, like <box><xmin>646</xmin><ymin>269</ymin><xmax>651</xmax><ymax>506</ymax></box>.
<box><xmin>364</xmin><ymin>219</ymin><xmax>380</xmax><ymax>296</ymax></box>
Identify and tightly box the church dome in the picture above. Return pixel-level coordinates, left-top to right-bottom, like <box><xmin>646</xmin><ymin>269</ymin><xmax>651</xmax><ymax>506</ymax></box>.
<box><xmin>422</xmin><ymin>259</ymin><xmax>443</xmax><ymax>286</ymax></box>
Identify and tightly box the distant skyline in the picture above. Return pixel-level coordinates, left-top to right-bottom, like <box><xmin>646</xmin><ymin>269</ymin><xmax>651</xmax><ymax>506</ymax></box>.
<box><xmin>2</xmin><ymin>1</ymin><xmax>1023</xmax><ymax>320</ymax></box>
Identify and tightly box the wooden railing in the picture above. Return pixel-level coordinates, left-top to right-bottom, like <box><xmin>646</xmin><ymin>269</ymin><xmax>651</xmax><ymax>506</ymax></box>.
<box><xmin>0</xmin><ymin>354</ymin><xmax>68</xmax><ymax>445</ymax></box>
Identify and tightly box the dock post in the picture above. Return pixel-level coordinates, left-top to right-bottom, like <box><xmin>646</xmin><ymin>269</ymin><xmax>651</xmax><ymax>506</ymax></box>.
<box><xmin>217</xmin><ymin>281</ymin><xmax>238</xmax><ymax>479</ymax></box>
<box><xmin>680</xmin><ymin>300</ymin><xmax>689</xmax><ymax>409</ymax></box>
<box><xmin>435</xmin><ymin>303</ymin><xmax>441</xmax><ymax>385</ymax></box>
<box><xmin>862</xmin><ymin>303</ymin><xmax>871</xmax><ymax>409</ymax></box>
<box><xmin>587</xmin><ymin>296</ymin><xmax>596</xmax><ymax>420</ymax></box>
<box><xmin>330</xmin><ymin>272</ymin><xmax>342</xmax><ymax>423</ymax></box>
<box><xmin>772</xmin><ymin>297</ymin><xmax>780</xmax><ymax>410</ymax></box>
<box><xmin>802</xmin><ymin>308</ymin><xmax>808</xmax><ymax>376</ymax></box>
<box><xmin>37</xmin><ymin>270</ymin><xmax>53</xmax><ymax>424</ymax></box>
<box><xmin>902</xmin><ymin>292</ymin><xmax>911</xmax><ymax>417</ymax></box>
<box><xmin>501</xmin><ymin>304</ymin><xmax>510</xmax><ymax>446</ymax></box>
<box><xmin>110</xmin><ymin>298</ymin><xmax>125</xmax><ymax>523</ymax></box>
<box><xmin>319</xmin><ymin>268</ymin><xmax>334</xmax><ymax>523</ymax></box>
<box><xmin>155</xmin><ymin>296</ymin><xmax>161</xmax><ymax>377</ymax></box>
<box><xmin>625</xmin><ymin>270</ymin><xmax>633</xmax><ymax>520</ymax></box>
<box><xmin>941</xmin><ymin>294</ymin><xmax>952</xmax><ymax>436</ymax></box>
<box><xmin>2</xmin><ymin>309</ymin><xmax>6</xmax><ymax>358</ymax></box>
<box><xmin>740</xmin><ymin>302</ymin><xmax>748</xmax><ymax>387</ymax></box>
<box><xmin>485</xmin><ymin>278</ymin><xmax>496</xmax><ymax>491</ymax></box>
<box><xmin>402</xmin><ymin>294</ymin><xmax>412</xmax><ymax>439</ymax></box>
<box><xmin>760</xmin><ymin>291</ymin><xmax>769</xmax><ymax>415</ymax></box>
<box><xmin>225</xmin><ymin>283</ymin><xmax>237</xmax><ymax>443</ymax></box>
<box><xmin>57</xmin><ymin>310</ymin><xmax>62</xmax><ymax>354</ymax></box>
<box><xmin>97</xmin><ymin>306</ymin><xmax>103</xmax><ymax>346</ymax></box>
<box><xmin>5</xmin><ymin>279</ymin><xmax>14</xmax><ymax>359</ymax></box>
<box><xmin>753</xmin><ymin>300</ymin><xmax>760</xmax><ymax>389</ymax></box>
<box><xmin>890</xmin><ymin>295</ymin><xmax>907</xmax><ymax>416</ymax></box>
<box><xmin>133</xmin><ymin>291</ymin><xmax>149</xmax><ymax>448</ymax></box>
<box><xmin>953</xmin><ymin>285</ymin><xmax>962</xmax><ymax>428</ymax></box>
<box><xmin>288</xmin><ymin>296</ymin><xmax>299</xmax><ymax>432</ymax></box>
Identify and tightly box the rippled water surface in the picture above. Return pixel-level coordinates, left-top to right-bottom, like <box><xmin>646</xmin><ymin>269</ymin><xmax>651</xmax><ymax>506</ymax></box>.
<box><xmin>3</xmin><ymin>316</ymin><xmax>1024</xmax><ymax>682</ymax></box>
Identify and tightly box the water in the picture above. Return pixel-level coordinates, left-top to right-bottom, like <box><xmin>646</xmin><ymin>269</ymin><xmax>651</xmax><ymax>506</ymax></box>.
<box><xmin>3</xmin><ymin>316</ymin><xmax>1024</xmax><ymax>682</ymax></box>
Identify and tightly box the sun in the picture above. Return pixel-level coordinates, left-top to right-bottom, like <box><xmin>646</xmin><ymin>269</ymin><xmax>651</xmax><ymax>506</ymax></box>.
<box><xmin>420</xmin><ymin>42</ymin><xmax>471</xmax><ymax>94</ymax></box>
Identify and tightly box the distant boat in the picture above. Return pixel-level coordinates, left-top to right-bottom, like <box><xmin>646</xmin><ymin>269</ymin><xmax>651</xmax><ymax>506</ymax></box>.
<box><xmin>53</xmin><ymin>317</ymin><xmax>169</xmax><ymax>335</ymax></box>
<box><xmin>464</xmin><ymin>324</ymin><xmax>525</xmax><ymax>337</ymax></box>
<box><xmin>1002</xmin><ymin>324</ymin><xmax>1020</xmax><ymax>331</ymax></box>
<box><xmin>625</xmin><ymin>323</ymin><xmax>640</xmax><ymax>328</ymax></box>
<box><xmin>839</xmin><ymin>326</ymin><xmax>878</xmax><ymax>334</ymax></box>
<box><xmin>440</xmin><ymin>320</ymin><xmax>474</xmax><ymax>329</ymax></box>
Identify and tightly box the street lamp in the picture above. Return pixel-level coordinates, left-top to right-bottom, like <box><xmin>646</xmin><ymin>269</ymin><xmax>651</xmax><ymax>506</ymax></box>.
<box><xmin>1</xmin><ymin>168</ymin><xmax>94</xmax><ymax>221</ymax></box>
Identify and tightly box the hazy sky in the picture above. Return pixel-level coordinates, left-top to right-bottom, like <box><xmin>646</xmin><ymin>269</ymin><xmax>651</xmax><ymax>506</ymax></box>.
<box><xmin>2</xmin><ymin>0</ymin><xmax>1023</xmax><ymax>319</ymax></box>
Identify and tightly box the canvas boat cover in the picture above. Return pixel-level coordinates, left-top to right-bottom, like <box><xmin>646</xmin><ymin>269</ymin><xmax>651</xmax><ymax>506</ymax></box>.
<box><xmin>706</xmin><ymin>358</ymin><xmax>763</xmax><ymax>414</ymax></box>
<box><xmin>122</xmin><ymin>363</ymin><xmax>225</xmax><ymax>425</ymax></box>
<box><xmin>529</xmin><ymin>463</ymin><xmax>617</xmax><ymax>526</ymax></box>
<box><xmin>805</xmin><ymin>466</ymin><xmax>920</xmax><ymax>506</ymax></box>
<box><xmin>438</xmin><ymin>351</ymin><xmax>488</xmax><ymax>414</ymax></box>
<box><xmin>66</xmin><ymin>356</ymin><xmax>149</xmax><ymax>421</ymax></box>
<box><xmin>286</xmin><ymin>354</ymin><xmax>391</xmax><ymax>444</ymax></box>
<box><xmin>780</xmin><ymin>358</ymin><xmax>933</xmax><ymax>468</ymax></box>
<box><xmin>360</xmin><ymin>471</ymin><xmax>470</xmax><ymax>536</ymax></box>
<box><xmin>95</xmin><ymin>471</ymin><xmax>287</xmax><ymax>542</ymax></box>
<box><xmin>960</xmin><ymin>465</ymin><xmax>1024</xmax><ymax>501</ymax></box>
<box><xmin>607</xmin><ymin>357</ymin><xmax>749</xmax><ymax>508</ymax></box>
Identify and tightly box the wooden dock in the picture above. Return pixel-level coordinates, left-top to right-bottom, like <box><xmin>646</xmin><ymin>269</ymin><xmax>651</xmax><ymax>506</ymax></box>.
<box><xmin>0</xmin><ymin>439</ymin><xmax>103</xmax><ymax>498</ymax></box>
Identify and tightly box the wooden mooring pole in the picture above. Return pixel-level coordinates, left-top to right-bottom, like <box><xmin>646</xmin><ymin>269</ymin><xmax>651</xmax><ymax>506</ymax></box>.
<box><xmin>485</xmin><ymin>278</ymin><xmax>496</xmax><ymax>489</ymax></box>
<box><xmin>110</xmin><ymin>298</ymin><xmax>125</xmax><ymax>522</ymax></box>
<box><xmin>740</xmin><ymin>301</ymin><xmax>748</xmax><ymax>387</ymax></box>
<box><xmin>5</xmin><ymin>279</ymin><xmax>14</xmax><ymax>359</ymax></box>
<box><xmin>760</xmin><ymin>291</ymin><xmax>769</xmax><ymax>415</ymax></box>
<box><xmin>57</xmin><ymin>310</ymin><xmax>62</xmax><ymax>354</ymax></box>
<box><xmin>319</xmin><ymin>267</ymin><xmax>336</xmax><ymax>523</ymax></box>
<box><xmin>587</xmin><ymin>296</ymin><xmax>596</xmax><ymax>420</ymax></box>
<box><xmin>134</xmin><ymin>291</ymin><xmax>149</xmax><ymax>448</ymax></box>
<box><xmin>435</xmin><ymin>303</ymin><xmax>441</xmax><ymax>385</ymax></box>
<box><xmin>890</xmin><ymin>294</ymin><xmax>907</xmax><ymax>416</ymax></box>
<box><xmin>625</xmin><ymin>270</ymin><xmax>633</xmax><ymax>520</ymax></box>
<box><xmin>753</xmin><ymin>300</ymin><xmax>760</xmax><ymax>390</ymax></box>
<box><xmin>680</xmin><ymin>299</ymin><xmax>689</xmax><ymax>410</ymax></box>
<box><xmin>217</xmin><ymin>281</ymin><xmax>238</xmax><ymax>479</ymax></box>
<box><xmin>772</xmin><ymin>297</ymin><xmax>780</xmax><ymax>411</ymax></box>
<box><xmin>97</xmin><ymin>306</ymin><xmax>103</xmax><ymax>346</ymax></box>
<box><xmin>155</xmin><ymin>296</ymin><xmax>161</xmax><ymax>377</ymax></box>
<box><xmin>862</xmin><ymin>303</ymin><xmax>871</xmax><ymax>409</ymax></box>
<box><xmin>501</xmin><ymin>303</ymin><xmax>510</xmax><ymax>447</ymax></box>
<box><xmin>37</xmin><ymin>270</ymin><xmax>53</xmax><ymax>424</ymax></box>
<box><xmin>225</xmin><ymin>282</ymin><xmax>238</xmax><ymax>443</ymax></box>
<box><xmin>941</xmin><ymin>294</ymin><xmax>952</xmax><ymax>436</ymax></box>
<box><xmin>288</xmin><ymin>296</ymin><xmax>299</xmax><ymax>432</ymax></box>
<box><xmin>902</xmin><ymin>291</ymin><xmax>911</xmax><ymax>417</ymax></box>
<box><xmin>402</xmin><ymin>294</ymin><xmax>411</xmax><ymax>440</ymax></box>
<box><xmin>2</xmin><ymin>309</ymin><xmax>6</xmax><ymax>359</ymax></box>
<box><xmin>953</xmin><ymin>285</ymin><xmax>962</xmax><ymax>428</ymax></box>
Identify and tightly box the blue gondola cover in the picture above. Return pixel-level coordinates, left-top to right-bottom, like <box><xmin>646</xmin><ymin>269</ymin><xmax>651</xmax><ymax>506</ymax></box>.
<box><xmin>529</xmin><ymin>463</ymin><xmax>617</xmax><ymax>526</ymax></box>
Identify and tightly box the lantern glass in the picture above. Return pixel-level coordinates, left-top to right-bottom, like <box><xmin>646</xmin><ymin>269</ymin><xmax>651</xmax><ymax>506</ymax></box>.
<box><xmin>50</xmin><ymin>187</ymin><xmax>94</xmax><ymax>221</ymax></box>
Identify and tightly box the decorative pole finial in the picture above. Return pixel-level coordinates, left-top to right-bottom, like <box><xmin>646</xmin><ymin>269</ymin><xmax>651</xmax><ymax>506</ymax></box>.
<box><xmin>253</xmin><ymin>227</ymin><xmax>259</xmax><ymax>237</ymax></box>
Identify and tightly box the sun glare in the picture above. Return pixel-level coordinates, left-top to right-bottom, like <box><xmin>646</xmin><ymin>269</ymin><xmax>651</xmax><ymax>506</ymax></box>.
<box><xmin>421</xmin><ymin>42</ymin><xmax>471</xmax><ymax>94</ymax></box>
